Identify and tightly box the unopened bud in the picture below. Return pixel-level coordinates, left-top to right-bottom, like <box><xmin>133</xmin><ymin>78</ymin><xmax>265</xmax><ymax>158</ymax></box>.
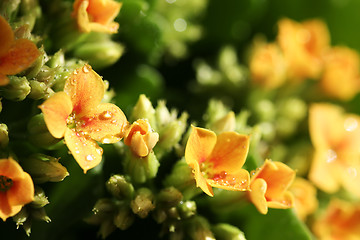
<box><xmin>254</xmin><ymin>99</ymin><xmax>276</xmax><ymax>121</ymax></box>
<box><xmin>208</xmin><ymin>111</ymin><xmax>236</xmax><ymax>134</ymax></box>
<box><xmin>31</xmin><ymin>207</ymin><xmax>51</xmax><ymax>223</ymax></box>
<box><xmin>124</xmin><ymin>151</ymin><xmax>159</xmax><ymax>184</ymax></box>
<box><xmin>28</xmin><ymin>80</ymin><xmax>53</xmax><ymax>100</ymax></box>
<box><xmin>0</xmin><ymin>0</ymin><xmax>21</xmax><ymax>17</ymax></box>
<box><xmin>0</xmin><ymin>123</ymin><xmax>9</xmax><ymax>148</ymax></box>
<box><xmin>106</xmin><ymin>175</ymin><xmax>134</xmax><ymax>200</ymax></box>
<box><xmin>98</xmin><ymin>219</ymin><xmax>116</xmax><ymax>239</ymax></box>
<box><xmin>12</xmin><ymin>207</ymin><xmax>29</xmax><ymax>227</ymax></box>
<box><xmin>130</xmin><ymin>94</ymin><xmax>156</xmax><ymax>126</ymax></box>
<box><xmin>1</xmin><ymin>76</ymin><xmax>30</xmax><ymax>101</ymax></box>
<box><xmin>203</xmin><ymin>99</ymin><xmax>231</xmax><ymax>125</ymax></box>
<box><xmin>113</xmin><ymin>205</ymin><xmax>135</xmax><ymax>230</ymax></box>
<box><xmin>22</xmin><ymin>154</ymin><xmax>68</xmax><ymax>183</ymax></box>
<box><xmin>157</xmin><ymin>187</ymin><xmax>183</xmax><ymax>209</ymax></box>
<box><xmin>186</xmin><ymin>216</ymin><xmax>215</xmax><ymax>240</ymax></box>
<box><xmin>30</xmin><ymin>186</ymin><xmax>49</xmax><ymax>208</ymax></box>
<box><xmin>177</xmin><ymin>201</ymin><xmax>196</xmax><ymax>219</ymax></box>
<box><xmin>212</xmin><ymin>223</ymin><xmax>246</xmax><ymax>240</ymax></box>
<box><xmin>130</xmin><ymin>188</ymin><xmax>155</xmax><ymax>218</ymax></box>
<box><xmin>279</xmin><ymin>98</ymin><xmax>307</xmax><ymax>121</ymax></box>
<box><xmin>47</xmin><ymin>50</ymin><xmax>65</xmax><ymax>68</ymax></box>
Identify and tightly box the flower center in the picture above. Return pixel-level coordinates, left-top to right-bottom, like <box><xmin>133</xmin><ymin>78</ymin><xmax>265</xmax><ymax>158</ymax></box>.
<box><xmin>0</xmin><ymin>175</ymin><xmax>13</xmax><ymax>192</ymax></box>
<box><xmin>67</xmin><ymin>112</ymin><xmax>76</xmax><ymax>129</ymax></box>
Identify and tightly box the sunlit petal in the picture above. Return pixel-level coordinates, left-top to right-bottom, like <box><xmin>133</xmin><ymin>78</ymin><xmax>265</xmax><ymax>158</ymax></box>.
<box><xmin>64</xmin><ymin>128</ymin><xmax>103</xmax><ymax>173</ymax></box>
<box><xmin>39</xmin><ymin>92</ymin><xmax>73</xmax><ymax>138</ymax></box>
<box><xmin>8</xmin><ymin>173</ymin><xmax>34</xmax><ymax>206</ymax></box>
<box><xmin>207</xmin><ymin>169</ymin><xmax>250</xmax><ymax>191</ymax></box>
<box><xmin>0</xmin><ymin>15</ymin><xmax>14</xmax><ymax>57</ymax></box>
<box><xmin>192</xmin><ymin>159</ymin><xmax>214</xmax><ymax>197</ymax></box>
<box><xmin>249</xmin><ymin>178</ymin><xmax>268</xmax><ymax>214</ymax></box>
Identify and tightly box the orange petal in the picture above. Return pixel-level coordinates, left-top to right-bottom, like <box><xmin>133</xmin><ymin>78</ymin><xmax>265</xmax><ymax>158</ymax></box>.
<box><xmin>249</xmin><ymin>178</ymin><xmax>268</xmax><ymax>214</ymax></box>
<box><xmin>64</xmin><ymin>64</ymin><xmax>105</xmax><ymax>117</ymax></box>
<box><xmin>0</xmin><ymin>158</ymin><xmax>26</xmax><ymax>180</ymax></box>
<box><xmin>64</xmin><ymin>128</ymin><xmax>103</xmax><ymax>173</ymax></box>
<box><xmin>192</xmin><ymin>158</ymin><xmax>214</xmax><ymax>197</ymax></box>
<box><xmin>87</xmin><ymin>0</ymin><xmax>121</xmax><ymax>26</ymax></box>
<box><xmin>0</xmin><ymin>15</ymin><xmax>14</xmax><ymax>57</ymax></box>
<box><xmin>0</xmin><ymin>74</ymin><xmax>9</xmax><ymax>86</ymax></box>
<box><xmin>254</xmin><ymin>160</ymin><xmax>295</xmax><ymax>201</ymax></box>
<box><xmin>185</xmin><ymin>126</ymin><xmax>217</xmax><ymax>167</ymax></box>
<box><xmin>207</xmin><ymin>169</ymin><xmax>250</xmax><ymax>191</ymax></box>
<box><xmin>77</xmin><ymin>103</ymin><xmax>128</xmax><ymax>143</ymax></box>
<box><xmin>0</xmin><ymin>193</ymin><xmax>22</xmax><ymax>221</ymax></box>
<box><xmin>7</xmin><ymin>172</ymin><xmax>34</xmax><ymax>206</ymax></box>
<box><xmin>0</xmin><ymin>39</ymin><xmax>40</xmax><ymax>75</ymax></box>
<box><xmin>207</xmin><ymin>132</ymin><xmax>250</xmax><ymax>174</ymax></box>
<box><xmin>39</xmin><ymin>92</ymin><xmax>73</xmax><ymax>139</ymax></box>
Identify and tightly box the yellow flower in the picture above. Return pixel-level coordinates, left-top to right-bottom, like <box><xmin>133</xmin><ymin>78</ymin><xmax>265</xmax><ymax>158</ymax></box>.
<box><xmin>248</xmin><ymin>159</ymin><xmax>295</xmax><ymax>215</ymax></box>
<box><xmin>289</xmin><ymin>177</ymin><xmax>318</xmax><ymax>220</ymax></box>
<box><xmin>308</xmin><ymin>103</ymin><xmax>360</xmax><ymax>197</ymax></box>
<box><xmin>72</xmin><ymin>0</ymin><xmax>122</xmax><ymax>33</ymax></box>
<box><xmin>320</xmin><ymin>46</ymin><xmax>360</xmax><ymax>100</ymax></box>
<box><xmin>185</xmin><ymin>126</ymin><xmax>250</xmax><ymax>197</ymax></box>
<box><xmin>124</xmin><ymin>119</ymin><xmax>159</xmax><ymax>157</ymax></box>
<box><xmin>277</xmin><ymin>18</ymin><xmax>329</xmax><ymax>81</ymax></box>
<box><xmin>39</xmin><ymin>64</ymin><xmax>128</xmax><ymax>173</ymax></box>
<box><xmin>0</xmin><ymin>158</ymin><xmax>34</xmax><ymax>221</ymax></box>
<box><xmin>313</xmin><ymin>198</ymin><xmax>360</xmax><ymax>240</ymax></box>
<box><xmin>249</xmin><ymin>40</ymin><xmax>287</xmax><ymax>89</ymax></box>
<box><xmin>0</xmin><ymin>15</ymin><xmax>40</xmax><ymax>86</ymax></box>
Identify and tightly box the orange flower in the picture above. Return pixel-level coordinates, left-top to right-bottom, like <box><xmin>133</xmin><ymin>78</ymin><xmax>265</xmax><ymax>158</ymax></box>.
<box><xmin>72</xmin><ymin>0</ymin><xmax>122</xmax><ymax>33</ymax></box>
<box><xmin>248</xmin><ymin>159</ymin><xmax>295</xmax><ymax>214</ymax></box>
<box><xmin>39</xmin><ymin>64</ymin><xmax>128</xmax><ymax>173</ymax></box>
<box><xmin>313</xmin><ymin>199</ymin><xmax>360</xmax><ymax>240</ymax></box>
<box><xmin>308</xmin><ymin>103</ymin><xmax>360</xmax><ymax>197</ymax></box>
<box><xmin>277</xmin><ymin>18</ymin><xmax>329</xmax><ymax>81</ymax></box>
<box><xmin>185</xmin><ymin>126</ymin><xmax>250</xmax><ymax>197</ymax></box>
<box><xmin>249</xmin><ymin>41</ymin><xmax>287</xmax><ymax>89</ymax></box>
<box><xmin>124</xmin><ymin>119</ymin><xmax>159</xmax><ymax>157</ymax></box>
<box><xmin>289</xmin><ymin>177</ymin><xmax>318</xmax><ymax>220</ymax></box>
<box><xmin>320</xmin><ymin>46</ymin><xmax>360</xmax><ymax>100</ymax></box>
<box><xmin>0</xmin><ymin>15</ymin><xmax>40</xmax><ymax>85</ymax></box>
<box><xmin>0</xmin><ymin>158</ymin><xmax>34</xmax><ymax>221</ymax></box>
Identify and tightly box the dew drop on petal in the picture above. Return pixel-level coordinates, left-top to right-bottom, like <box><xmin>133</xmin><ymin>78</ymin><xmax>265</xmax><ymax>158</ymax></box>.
<box><xmin>326</xmin><ymin>149</ymin><xmax>337</xmax><ymax>163</ymax></box>
<box><xmin>344</xmin><ymin>117</ymin><xmax>358</xmax><ymax>132</ymax></box>
<box><xmin>82</xmin><ymin>65</ymin><xmax>90</xmax><ymax>73</ymax></box>
<box><xmin>86</xmin><ymin>155</ymin><xmax>94</xmax><ymax>161</ymax></box>
<box><xmin>99</xmin><ymin>111</ymin><xmax>112</xmax><ymax>120</ymax></box>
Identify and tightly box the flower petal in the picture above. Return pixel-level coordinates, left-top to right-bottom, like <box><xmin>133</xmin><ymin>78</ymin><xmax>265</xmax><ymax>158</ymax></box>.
<box><xmin>64</xmin><ymin>128</ymin><xmax>103</xmax><ymax>173</ymax></box>
<box><xmin>39</xmin><ymin>92</ymin><xmax>73</xmax><ymax>139</ymax></box>
<box><xmin>249</xmin><ymin>178</ymin><xmax>268</xmax><ymax>214</ymax></box>
<box><xmin>267</xmin><ymin>191</ymin><xmax>294</xmax><ymax>209</ymax></box>
<box><xmin>185</xmin><ymin>126</ymin><xmax>217</xmax><ymax>167</ymax></box>
<box><xmin>0</xmin><ymin>39</ymin><xmax>40</xmax><ymax>75</ymax></box>
<box><xmin>192</xmin><ymin>158</ymin><xmax>214</xmax><ymax>197</ymax></box>
<box><xmin>64</xmin><ymin>64</ymin><xmax>105</xmax><ymax>117</ymax></box>
<box><xmin>0</xmin><ymin>158</ymin><xmax>27</xmax><ymax>180</ymax></box>
<box><xmin>8</xmin><ymin>172</ymin><xmax>34</xmax><ymax>206</ymax></box>
<box><xmin>0</xmin><ymin>74</ymin><xmax>9</xmax><ymax>86</ymax></box>
<box><xmin>0</xmin><ymin>15</ymin><xmax>14</xmax><ymax>57</ymax></box>
<box><xmin>207</xmin><ymin>132</ymin><xmax>250</xmax><ymax>174</ymax></box>
<box><xmin>207</xmin><ymin>169</ymin><xmax>250</xmax><ymax>191</ymax></box>
<box><xmin>0</xmin><ymin>192</ymin><xmax>22</xmax><ymax>221</ymax></box>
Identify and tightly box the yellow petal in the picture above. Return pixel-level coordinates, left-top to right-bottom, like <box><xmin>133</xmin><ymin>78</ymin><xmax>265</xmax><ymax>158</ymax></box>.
<box><xmin>77</xmin><ymin>103</ymin><xmax>128</xmax><ymax>143</ymax></box>
<box><xmin>8</xmin><ymin>172</ymin><xmax>34</xmax><ymax>206</ymax></box>
<box><xmin>267</xmin><ymin>191</ymin><xmax>294</xmax><ymax>209</ymax></box>
<box><xmin>185</xmin><ymin>126</ymin><xmax>217</xmax><ymax>168</ymax></box>
<box><xmin>207</xmin><ymin>169</ymin><xmax>250</xmax><ymax>191</ymax></box>
<box><xmin>0</xmin><ymin>15</ymin><xmax>14</xmax><ymax>57</ymax></box>
<box><xmin>0</xmin><ymin>39</ymin><xmax>40</xmax><ymax>75</ymax></box>
<box><xmin>39</xmin><ymin>92</ymin><xmax>73</xmax><ymax>139</ymax></box>
<box><xmin>208</xmin><ymin>132</ymin><xmax>250</xmax><ymax>175</ymax></box>
<box><xmin>64</xmin><ymin>128</ymin><xmax>103</xmax><ymax>173</ymax></box>
<box><xmin>64</xmin><ymin>64</ymin><xmax>105</xmax><ymax>117</ymax></box>
<box><xmin>0</xmin><ymin>193</ymin><xmax>22</xmax><ymax>221</ymax></box>
<box><xmin>0</xmin><ymin>158</ymin><xmax>27</xmax><ymax>180</ymax></box>
<box><xmin>249</xmin><ymin>178</ymin><xmax>268</xmax><ymax>214</ymax></box>
<box><xmin>192</xmin><ymin>158</ymin><xmax>214</xmax><ymax>197</ymax></box>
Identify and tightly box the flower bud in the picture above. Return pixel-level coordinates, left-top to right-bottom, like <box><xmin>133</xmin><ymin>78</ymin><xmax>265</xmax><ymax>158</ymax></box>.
<box><xmin>0</xmin><ymin>123</ymin><xmax>9</xmax><ymax>148</ymax></box>
<box><xmin>212</xmin><ymin>223</ymin><xmax>246</xmax><ymax>240</ymax></box>
<box><xmin>22</xmin><ymin>154</ymin><xmax>69</xmax><ymax>184</ymax></box>
<box><xmin>106</xmin><ymin>175</ymin><xmax>134</xmax><ymax>200</ymax></box>
<box><xmin>12</xmin><ymin>207</ymin><xmax>29</xmax><ymax>227</ymax></box>
<box><xmin>279</xmin><ymin>98</ymin><xmax>307</xmax><ymax>121</ymax></box>
<box><xmin>203</xmin><ymin>99</ymin><xmax>231</xmax><ymax>125</ymax></box>
<box><xmin>113</xmin><ymin>205</ymin><xmax>135</xmax><ymax>230</ymax></box>
<box><xmin>208</xmin><ymin>111</ymin><xmax>236</xmax><ymax>134</ymax></box>
<box><xmin>186</xmin><ymin>216</ymin><xmax>215</xmax><ymax>240</ymax></box>
<box><xmin>124</xmin><ymin>119</ymin><xmax>159</xmax><ymax>158</ymax></box>
<box><xmin>130</xmin><ymin>188</ymin><xmax>155</xmax><ymax>218</ymax></box>
<box><xmin>254</xmin><ymin>99</ymin><xmax>276</xmax><ymax>121</ymax></box>
<box><xmin>1</xmin><ymin>76</ymin><xmax>30</xmax><ymax>101</ymax></box>
<box><xmin>73</xmin><ymin>37</ymin><xmax>124</xmax><ymax>70</ymax></box>
<box><xmin>130</xmin><ymin>94</ymin><xmax>156</xmax><ymax>126</ymax></box>
<box><xmin>0</xmin><ymin>0</ymin><xmax>21</xmax><ymax>17</ymax></box>
<box><xmin>30</xmin><ymin>186</ymin><xmax>49</xmax><ymax>208</ymax></box>
<box><xmin>177</xmin><ymin>201</ymin><xmax>196</xmax><ymax>219</ymax></box>
<box><xmin>47</xmin><ymin>50</ymin><xmax>65</xmax><ymax>68</ymax></box>
<box><xmin>28</xmin><ymin>80</ymin><xmax>53</xmax><ymax>100</ymax></box>
<box><xmin>98</xmin><ymin>219</ymin><xmax>116</xmax><ymax>239</ymax></box>
<box><xmin>31</xmin><ymin>207</ymin><xmax>51</xmax><ymax>223</ymax></box>
<box><xmin>157</xmin><ymin>187</ymin><xmax>183</xmax><ymax>209</ymax></box>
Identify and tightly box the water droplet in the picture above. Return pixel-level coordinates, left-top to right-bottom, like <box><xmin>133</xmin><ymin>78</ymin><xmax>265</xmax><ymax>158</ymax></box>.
<box><xmin>344</xmin><ymin>117</ymin><xmax>358</xmax><ymax>132</ymax></box>
<box><xmin>219</xmin><ymin>171</ymin><xmax>227</xmax><ymax>179</ymax></box>
<box><xmin>99</xmin><ymin>111</ymin><xmax>112</xmax><ymax>120</ymax></box>
<box><xmin>326</xmin><ymin>149</ymin><xmax>337</xmax><ymax>163</ymax></box>
<box><xmin>101</xmin><ymin>138</ymin><xmax>111</xmax><ymax>144</ymax></box>
<box><xmin>82</xmin><ymin>65</ymin><xmax>90</xmax><ymax>73</ymax></box>
<box><xmin>73</xmin><ymin>70</ymin><xmax>78</xmax><ymax>75</ymax></box>
<box><xmin>86</xmin><ymin>155</ymin><xmax>94</xmax><ymax>161</ymax></box>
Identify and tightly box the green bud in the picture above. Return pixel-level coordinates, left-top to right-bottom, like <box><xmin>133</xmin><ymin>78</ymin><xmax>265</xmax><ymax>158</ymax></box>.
<box><xmin>22</xmin><ymin>154</ymin><xmax>68</xmax><ymax>184</ymax></box>
<box><xmin>208</xmin><ymin>111</ymin><xmax>236</xmax><ymax>134</ymax></box>
<box><xmin>219</xmin><ymin>46</ymin><xmax>238</xmax><ymax>71</ymax></box>
<box><xmin>0</xmin><ymin>0</ymin><xmax>20</xmax><ymax>17</ymax></box>
<box><xmin>106</xmin><ymin>175</ymin><xmax>134</xmax><ymax>200</ymax></box>
<box><xmin>235</xmin><ymin>110</ymin><xmax>251</xmax><ymax>134</ymax></box>
<box><xmin>18</xmin><ymin>0</ymin><xmax>41</xmax><ymax>31</ymax></box>
<box><xmin>30</xmin><ymin>186</ymin><xmax>49</xmax><ymax>208</ymax></box>
<box><xmin>93</xmin><ymin>199</ymin><xmax>118</xmax><ymax>216</ymax></box>
<box><xmin>113</xmin><ymin>205</ymin><xmax>135</xmax><ymax>230</ymax></box>
<box><xmin>130</xmin><ymin>94</ymin><xmax>156</xmax><ymax>126</ymax></box>
<box><xmin>130</xmin><ymin>188</ymin><xmax>155</xmax><ymax>218</ymax></box>
<box><xmin>27</xmin><ymin>114</ymin><xmax>62</xmax><ymax>149</ymax></box>
<box><xmin>0</xmin><ymin>123</ymin><xmax>9</xmax><ymax>148</ymax></box>
<box><xmin>123</xmin><ymin>151</ymin><xmax>159</xmax><ymax>184</ymax></box>
<box><xmin>26</xmin><ymin>47</ymin><xmax>47</xmax><ymax>79</ymax></box>
<box><xmin>98</xmin><ymin>219</ymin><xmax>116</xmax><ymax>239</ymax></box>
<box><xmin>28</xmin><ymin>80</ymin><xmax>54</xmax><ymax>100</ymax></box>
<box><xmin>155</xmin><ymin>100</ymin><xmax>174</xmax><ymax>127</ymax></box>
<box><xmin>279</xmin><ymin>98</ymin><xmax>307</xmax><ymax>121</ymax></box>
<box><xmin>203</xmin><ymin>99</ymin><xmax>231</xmax><ymax>125</ymax></box>
<box><xmin>186</xmin><ymin>216</ymin><xmax>215</xmax><ymax>240</ymax></box>
<box><xmin>157</xmin><ymin>187</ymin><xmax>183</xmax><ymax>209</ymax></box>
<box><xmin>254</xmin><ymin>99</ymin><xmax>276</xmax><ymax>121</ymax></box>
<box><xmin>31</xmin><ymin>207</ymin><xmax>51</xmax><ymax>223</ymax></box>
<box><xmin>47</xmin><ymin>50</ymin><xmax>65</xmax><ymax>68</ymax></box>
<box><xmin>73</xmin><ymin>38</ymin><xmax>124</xmax><ymax>70</ymax></box>
<box><xmin>195</xmin><ymin>60</ymin><xmax>222</xmax><ymax>86</ymax></box>
<box><xmin>0</xmin><ymin>76</ymin><xmax>30</xmax><ymax>101</ymax></box>
<box><xmin>22</xmin><ymin>219</ymin><xmax>32</xmax><ymax>237</ymax></box>
<box><xmin>212</xmin><ymin>223</ymin><xmax>246</xmax><ymax>240</ymax></box>
<box><xmin>12</xmin><ymin>207</ymin><xmax>29</xmax><ymax>227</ymax></box>
<box><xmin>275</xmin><ymin>117</ymin><xmax>297</xmax><ymax>138</ymax></box>
<box><xmin>177</xmin><ymin>201</ymin><xmax>196</xmax><ymax>219</ymax></box>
